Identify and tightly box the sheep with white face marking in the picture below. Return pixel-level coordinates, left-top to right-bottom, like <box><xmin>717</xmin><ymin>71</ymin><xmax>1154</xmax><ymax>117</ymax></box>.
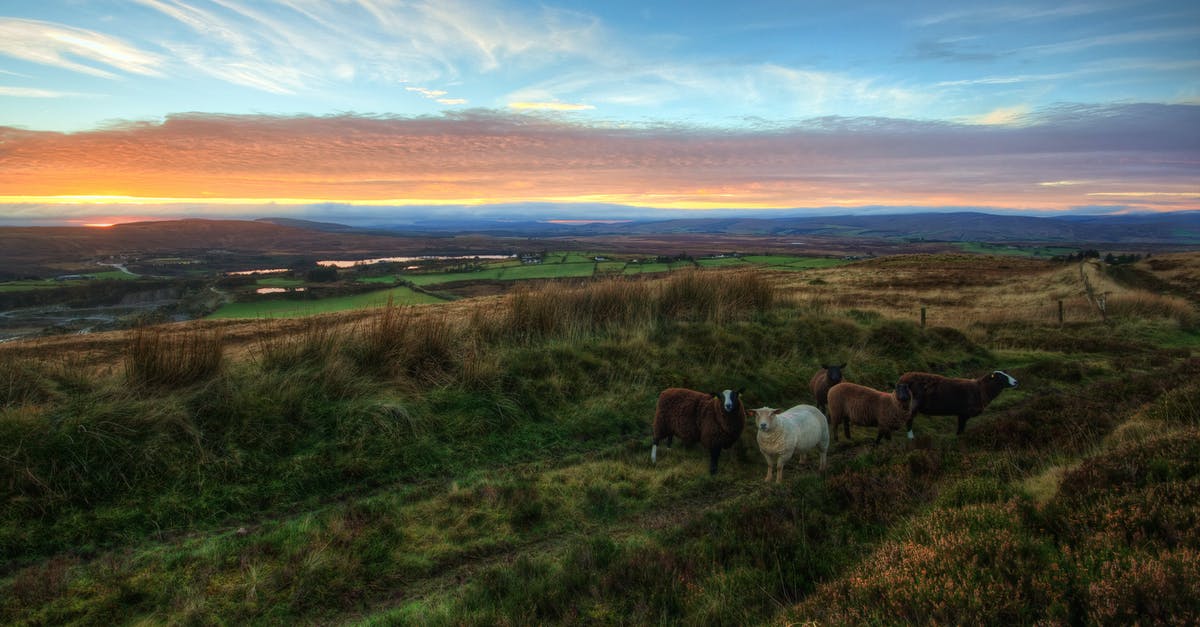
<box><xmin>651</xmin><ymin>387</ymin><xmax>746</xmax><ymax>475</ymax></box>
<box><xmin>751</xmin><ymin>405</ymin><xmax>829</xmax><ymax>482</ymax></box>
<box><xmin>809</xmin><ymin>363</ymin><xmax>846</xmax><ymax>414</ymax></box>
<box><xmin>899</xmin><ymin>370</ymin><xmax>1018</xmax><ymax>436</ymax></box>
<box><xmin>827</xmin><ymin>381</ymin><xmax>913</xmax><ymax>445</ymax></box>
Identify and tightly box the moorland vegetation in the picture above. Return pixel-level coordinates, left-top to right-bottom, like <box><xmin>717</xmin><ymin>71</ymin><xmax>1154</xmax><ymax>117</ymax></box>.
<box><xmin>1</xmin><ymin>253</ymin><xmax>1198</xmax><ymax>624</ymax></box>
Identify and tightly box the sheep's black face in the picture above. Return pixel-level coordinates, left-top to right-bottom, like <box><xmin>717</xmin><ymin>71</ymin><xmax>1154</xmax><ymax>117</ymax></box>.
<box><xmin>894</xmin><ymin>382</ymin><xmax>912</xmax><ymax>403</ymax></box>
<box><xmin>992</xmin><ymin>371</ymin><xmax>1018</xmax><ymax>388</ymax></box>
<box><xmin>720</xmin><ymin>389</ymin><xmax>738</xmax><ymax>413</ymax></box>
<box><xmin>824</xmin><ymin>364</ymin><xmax>845</xmax><ymax>384</ymax></box>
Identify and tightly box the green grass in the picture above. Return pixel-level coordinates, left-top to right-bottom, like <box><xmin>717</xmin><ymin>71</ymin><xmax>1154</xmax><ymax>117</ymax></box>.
<box><xmin>0</xmin><ymin>281</ymin><xmax>66</xmax><ymax>292</ymax></box>
<box><xmin>952</xmin><ymin>242</ymin><xmax>1079</xmax><ymax>257</ymax></box>
<box><xmin>0</xmin><ymin>271</ymin><xmax>138</xmax><ymax>291</ymax></box>
<box><xmin>622</xmin><ymin>262</ymin><xmax>673</xmax><ymax>274</ymax></box>
<box><xmin>406</xmin><ymin>262</ymin><xmax>597</xmax><ymax>286</ymax></box>
<box><xmin>3</xmin><ymin>269</ymin><xmax>1198</xmax><ymax>625</ymax></box>
<box><xmin>90</xmin><ymin>270</ymin><xmax>139</xmax><ymax>280</ymax></box>
<box><xmin>256</xmin><ymin>277</ymin><xmax>305</xmax><ymax>287</ymax></box>
<box><xmin>695</xmin><ymin>257</ymin><xmax>747</xmax><ymax>268</ymax></box>
<box><xmin>357</xmin><ymin>276</ymin><xmax>399</xmax><ymax>284</ymax></box>
<box><xmin>743</xmin><ymin>255</ymin><xmax>849</xmax><ymax>269</ymax></box>
<box><xmin>206</xmin><ymin>285</ymin><xmax>444</xmax><ymax>318</ymax></box>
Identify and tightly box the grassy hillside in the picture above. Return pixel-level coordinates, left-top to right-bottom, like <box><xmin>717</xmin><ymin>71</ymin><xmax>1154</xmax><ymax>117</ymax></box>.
<box><xmin>2</xmin><ymin>256</ymin><xmax>1198</xmax><ymax>624</ymax></box>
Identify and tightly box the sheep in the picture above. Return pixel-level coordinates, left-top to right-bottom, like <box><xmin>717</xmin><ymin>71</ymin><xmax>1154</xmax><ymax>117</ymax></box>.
<box><xmin>899</xmin><ymin>370</ymin><xmax>1018</xmax><ymax>436</ymax></box>
<box><xmin>651</xmin><ymin>387</ymin><xmax>747</xmax><ymax>475</ymax></box>
<box><xmin>751</xmin><ymin>404</ymin><xmax>829</xmax><ymax>482</ymax></box>
<box><xmin>826</xmin><ymin>381</ymin><xmax>913</xmax><ymax>445</ymax></box>
<box><xmin>808</xmin><ymin>363</ymin><xmax>846</xmax><ymax>414</ymax></box>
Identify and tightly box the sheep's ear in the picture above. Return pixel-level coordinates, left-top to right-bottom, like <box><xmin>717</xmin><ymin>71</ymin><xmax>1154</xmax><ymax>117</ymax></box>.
<box><xmin>772</xmin><ymin>408</ymin><xmax>783</xmax><ymax>416</ymax></box>
<box><xmin>836</xmin><ymin>363</ymin><xmax>846</xmax><ymax>369</ymax></box>
<box><xmin>736</xmin><ymin>387</ymin><xmax>746</xmax><ymax>395</ymax></box>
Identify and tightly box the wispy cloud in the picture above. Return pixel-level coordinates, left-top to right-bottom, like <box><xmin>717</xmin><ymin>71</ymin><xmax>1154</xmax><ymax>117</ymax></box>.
<box><xmin>126</xmin><ymin>0</ymin><xmax>611</xmax><ymax>95</ymax></box>
<box><xmin>407</xmin><ymin>86</ymin><xmax>468</xmax><ymax>105</ymax></box>
<box><xmin>509</xmin><ymin>101</ymin><xmax>595</xmax><ymax>111</ymax></box>
<box><xmin>1</xmin><ymin>104</ymin><xmax>1195</xmax><ymax>212</ymax></box>
<box><xmin>912</xmin><ymin>3</ymin><xmax>1117</xmax><ymax>27</ymax></box>
<box><xmin>1021</xmin><ymin>26</ymin><xmax>1200</xmax><ymax>56</ymax></box>
<box><xmin>0</xmin><ymin>86</ymin><xmax>90</xmax><ymax>98</ymax></box>
<box><xmin>967</xmin><ymin>105</ymin><xmax>1031</xmax><ymax>125</ymax></box>
<box><xmin>0</xmin><ymin>18</ymin><xmax>163</xmax><ymax>78</ymax></box>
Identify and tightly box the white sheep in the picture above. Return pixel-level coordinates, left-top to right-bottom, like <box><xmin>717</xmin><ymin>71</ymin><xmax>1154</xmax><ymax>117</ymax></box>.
<box><xmin>750</xmin><ymin>404</ymin><xmax>829</xmax><ymax>482</ymax></box>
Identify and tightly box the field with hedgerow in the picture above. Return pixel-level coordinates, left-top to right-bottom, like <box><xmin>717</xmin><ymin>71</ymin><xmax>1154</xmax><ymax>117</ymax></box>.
<box><xmin>2</xmin><ymin>252</ymin><xmax>1199</xmax><ymax>624</ymax></box>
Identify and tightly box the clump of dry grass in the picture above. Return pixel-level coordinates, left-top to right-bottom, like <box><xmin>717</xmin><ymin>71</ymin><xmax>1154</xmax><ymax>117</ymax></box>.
<box><xmin>658</xmin><ymin>269</ymin><xmax>774</xmax><ymax>323</ymax></box>
<box><xmin>1103</xmin><ymin>291</ymin><xmax>1196</xmax><ymax>328</ymax></box>
<box><xmin>503</xmin><ymin>278</ymin><xmax>656</xmax><ymax>340</ymax></box>
<box><xmin>125</xmin><ymin>326</ymin><xmax>223</xmax><ymax>389</ymax></box>
<box><xmin>345</xmin><ymin>301</ymin><xmax>461</xmax><ymax>384</ymax></box>
<box><xmin>251</xmin><ymin>317</ymin><xmax>343</xmax><ymax>371</ymax></box>
<box><xmin>0</xmin><ymin>358</ymin><xmax>53</xmax><ymax>407</ymax></box>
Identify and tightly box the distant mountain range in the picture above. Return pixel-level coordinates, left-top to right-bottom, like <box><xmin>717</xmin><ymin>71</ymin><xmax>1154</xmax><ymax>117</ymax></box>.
<box><xmin>258</xmin><ymin>211</ymin><xmax>1200</xmax><ymax>245</ymax></box>
<box><xmin>3</xmin><ymin>211</ymin><xmax>1197</xmax><ymax>279</ymax></box>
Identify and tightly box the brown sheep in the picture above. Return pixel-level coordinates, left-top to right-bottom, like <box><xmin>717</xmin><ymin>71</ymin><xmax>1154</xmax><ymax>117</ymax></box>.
<box><xmin>809</xmin><ymin>363</ymin><xmax>846</xmax><ymax>413</ymax></box>
<box><xmin>900</xmin><ymin>370</ymin><xmax>1018</xmax><ymax>436</ymax></box>
<box><xmin>651</xmin><ymin>387</ymin><xmax>747</xmax><ymax>475</ymax></box>
<box><xmin>827</xmin><ymin>381</ymin><xmax>913</xmax><ymax>445</ymax></box>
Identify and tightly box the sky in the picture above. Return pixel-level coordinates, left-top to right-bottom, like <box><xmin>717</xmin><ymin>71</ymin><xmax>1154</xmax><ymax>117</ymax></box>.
<box><xmin>0</xmin><ymin>0</ymin><xmax>1198</xmax><ymax>226</ymax></box>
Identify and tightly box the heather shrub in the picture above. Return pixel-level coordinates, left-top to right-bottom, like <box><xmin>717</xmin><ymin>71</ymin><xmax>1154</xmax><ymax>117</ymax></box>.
<box><xmin>792</xmin><ymin>502</ymin><xmax>1070</xmax><ymax>625</ymax></box>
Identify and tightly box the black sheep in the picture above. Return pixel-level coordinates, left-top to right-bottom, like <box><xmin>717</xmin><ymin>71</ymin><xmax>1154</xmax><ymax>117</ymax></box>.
<box><xmin>651</xmin><ymin>387</ymin><xmax>746</xmax><ymax>475</ymax></box>
<box><xmin>809</xmin><ymin>363</ymin><xmax>846</xmax><ymax>414</ymax></box>
<box><xmin>899</xmin><ymin>370</ymin><xmax>1018</xmax><ymax>435</ymax></box>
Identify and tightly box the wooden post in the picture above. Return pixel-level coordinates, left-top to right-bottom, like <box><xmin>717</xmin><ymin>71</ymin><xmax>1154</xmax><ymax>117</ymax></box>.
<box><xmin>1058</xmin><ymin>299</ymin><xmax>1064</xmax><ymax>326</ymax></box>
<box><xmin>920</xmin><ymin>307</ymin><xmax>926</xmax><ymax>328</ymax></box>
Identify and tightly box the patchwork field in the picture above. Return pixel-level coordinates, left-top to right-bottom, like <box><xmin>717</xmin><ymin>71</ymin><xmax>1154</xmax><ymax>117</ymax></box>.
<box><xmin>2</xmin><ymin>252</ymin><xmax>1198</xmax><ymax>624</ymax></box>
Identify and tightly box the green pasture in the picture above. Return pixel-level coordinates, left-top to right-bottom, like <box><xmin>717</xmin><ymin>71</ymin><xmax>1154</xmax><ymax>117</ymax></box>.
<box><xmin>356</xmin><ymin>275</ymin><xmax>399</xmax><ymax>284</ymax></box>
<box><xmin>207</xmin><ymin>285</ymin><xmax>444</xmax><ymax>319</ymax></box>
<box><xmin>952</xmin><ymin>242</ymin><xmax>1080</xmax><ymax>257</ymax></box>
<box><xmin>740</xmin><ymin>255</ymin><xmax>849</xmax><ymax>269</ymax></box>
<box><xmin>695</xmin><ymin>257</ymin><xmax>748</xmax><ymax>268</ymax></box>
<box><xmin>406</xmin><ymin>261</ymin><xmax>597</xmax><ymax>286</ymax></box>
<box><xmin>256</xmin><ymin>277</ymin><xmax>305</xmax><ymax>287</ymax></box>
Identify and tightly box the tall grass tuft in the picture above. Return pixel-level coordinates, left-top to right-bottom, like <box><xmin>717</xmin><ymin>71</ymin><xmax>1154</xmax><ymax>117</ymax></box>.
<box><xmin>346</xmin><ymin>302</ymin><xmax>460</xmax><ymax>384</ymax></box>
<box><xmin>252</xmin><ymin>317</ymin><xmax>343</xmax><ymax>371</ymax></box>
<box><xmin>658</xmin><ymin>269</ymin><xmax>774</xmax><ymax>322</ymax></box>
<box><xmin>1104</xmin><ymin>291</ymin><xmax>1196</xmax><ymax>328</ymax></box>
<box><xmin>0</xmin><ymin>359</ymin><xmax>53</xmax><ymax>407</ymax></box>
<box><xmin>125</xmin><ymin>327</ymin><xmax>223</xmax><ymax>389</ymax></box>
<box><xmin>503</xmin><ymin>278</ymin><xmax>656</xmax><ymax>340</ymax></box>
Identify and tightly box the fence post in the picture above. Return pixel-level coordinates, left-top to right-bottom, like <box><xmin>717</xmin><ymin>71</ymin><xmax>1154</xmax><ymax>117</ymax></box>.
<box><xmin>920</xmin><ymin>307</ymin><xmax>926</xmax><ymax>328</ymax></box>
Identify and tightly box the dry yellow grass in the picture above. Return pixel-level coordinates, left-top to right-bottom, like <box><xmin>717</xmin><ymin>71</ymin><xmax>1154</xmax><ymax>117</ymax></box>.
<box><xmin>4</xmin><ymin>253</ymin><xmax>1194</xmax><ymax>372</ymax></box>
<box><xmin>774</xmin><ymin>254</ymin><xmax>1102</xmax><ymax>328</ymax></box>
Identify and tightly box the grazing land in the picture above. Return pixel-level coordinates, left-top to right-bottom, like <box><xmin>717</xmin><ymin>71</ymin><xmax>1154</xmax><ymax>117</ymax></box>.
<box><xmin>2</xmin><ymin>250</ymin><xmax>1198</xmax><ymax>624</ymax></box>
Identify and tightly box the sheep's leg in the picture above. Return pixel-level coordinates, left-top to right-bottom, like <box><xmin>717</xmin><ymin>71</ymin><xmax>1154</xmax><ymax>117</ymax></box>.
<box><xmin>843</xmin><ymin>419</ymin><xmax>851</xmax><ymax>441</ymax></box>
<box><xmin>906</xmin><ymin>416</ymin><xmax>915</xmax><ymax>439</ymax></box>
<box><xmin>708</xmin><ymin>446</ymin><xmax>721</xmax><ymax>475</ymax></box>
<box><xmin>762</xmin><ymin>452</ymin><xmax>775</xmax><ymax>481</ymax></box>
<box><xmin>874</xmin><ymin>430</ymin><xmax>885</xmax><ymax>446</ymax></box>
<box><xmin>651</xmin><ymin>440</ymin><xmax>658</xmax><ymax>463</ymax></box>
<box><xmin>818</xmin><ymin>449</ymin><xmax>827</xmax><ymax>472</ymax></box>
<box><xmin>956</xmin><ymin>415</ymin><xmax>968</xmax><ymax>435</ymax></box>
<box><xmin>775</xmin><ymin>463</ymin><xmax>783</xmax><ymax>483</ymax></box>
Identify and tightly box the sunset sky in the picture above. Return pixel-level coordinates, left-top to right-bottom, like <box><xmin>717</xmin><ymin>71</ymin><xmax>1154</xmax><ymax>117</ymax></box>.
<box><xmin>1</xmin><ymin>0</ymin><xmax>1198</xmax><ymax>225</ymax></box>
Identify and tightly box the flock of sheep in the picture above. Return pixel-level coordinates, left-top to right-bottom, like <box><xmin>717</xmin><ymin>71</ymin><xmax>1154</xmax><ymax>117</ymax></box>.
<box><xmin>651</xmin><ymin>365</ymin><xmax>1019</xmax><ymax>481</ymax></box>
